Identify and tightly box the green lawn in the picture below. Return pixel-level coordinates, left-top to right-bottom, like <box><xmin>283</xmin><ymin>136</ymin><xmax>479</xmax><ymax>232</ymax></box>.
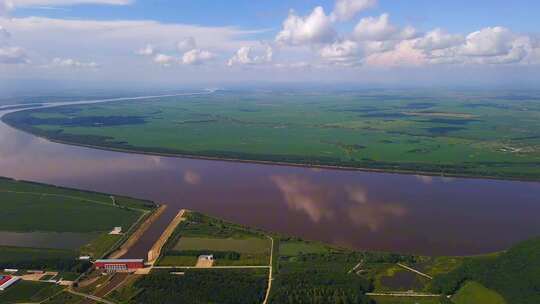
<box><xmin>279</xmin><ymin>240</ymin><xmax>331</xmax><ymax>256</ymax></box>
<box><xmin>452</xmin><ymin>281</ymin><xmax>506</xmax><ymax>304</ymax></box>
<box><xmin>5</xmin><ymin>90</ymin><xmax>540</xmax><ymax>180</ymax></box>
<box><xmin>174</xmin><ymin>237</ymin><xmax>270</xmax><ymax>254</ymax></box>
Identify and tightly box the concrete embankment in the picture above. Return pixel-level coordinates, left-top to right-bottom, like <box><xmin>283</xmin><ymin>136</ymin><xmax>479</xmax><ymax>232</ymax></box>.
<box><xmin>109</xmin><ymin>205</ymin><xmax>167</xmax><ymax>259</ymax></box>
<box><xmin>147</xmin><ymin>209</ymin><xmax>186</xmax><ymax>264</ymax></box>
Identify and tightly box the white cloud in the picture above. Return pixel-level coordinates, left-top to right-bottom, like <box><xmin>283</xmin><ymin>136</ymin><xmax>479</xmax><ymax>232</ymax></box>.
<box><xmin>136</xmin><ymin>44</ymin><xmax>155</xmax><ymax>56</ymax></box>
<box><xmin>319</xmin><ymin>39</ymin><xmax>360</xmax><ymax>66</ymax></box>
<box><xmin>331</xmin><ymin>0</ymin><xmax>377</xmax><ymax>22</ymax></box>
<box><xmin>0</xmin><ymin>1</ymin><xmax>14</xmax><ymax>15</ymax></box>
<box><xmin>228</xmin><ymin>44</ymin><xmax>272</xmax><ymax>66</ymax></box>
<box><xmin>364</xmin><ymin>40</ymin><xmax>424</xmax><ymax>67</ymax></box>
<box><xmin>414</xmin><ymin>28</ymin><xmax>464</xmax><ymax>51</ymax></box>
<box><xmin>275</xmin><ymin>6</ymin><xmax>335</xmax><ymax>46</ymax></box>
<box><xmin>177</xmin><ymin>36</ymin><xmax>196</xmax><ymax>52</ymax></box>
<box><xmin>181</xmin><ymin>48</ymin><xmax>214</xmax><ymax>65</ymax></box>
<box><xmin>50</xmin><ymin>57</ymin><xmax>98</xmax><ymax>68</ymax></box>
<box><xmin>353</xmin><ymin>13</ymin><xmax>417</xmax><ymax>42</ymax></box>
<box><xmin>153</xmin><ymin>53</ymin><xmax>176</xmax><ymax>66</ymax></box>
<box><xmin>0</xmin><ymin>25</ymin><xmax>9</xmax><ymax>42</ymax></box>
<box><xmin>461</xmin><ymin>26</ymin><xmax>515</xmax><ymax>57</ymax></box>
<box><xmin>0</xmin><ymin>46</ymin><xmax>29</xmax><ymax>63</ymax></box>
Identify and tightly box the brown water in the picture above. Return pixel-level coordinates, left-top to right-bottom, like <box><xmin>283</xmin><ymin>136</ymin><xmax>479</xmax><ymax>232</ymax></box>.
<box><xmin>1</xmin><ymin>105</ymin><xmax>539</xmax><ymax>257</ymax></box>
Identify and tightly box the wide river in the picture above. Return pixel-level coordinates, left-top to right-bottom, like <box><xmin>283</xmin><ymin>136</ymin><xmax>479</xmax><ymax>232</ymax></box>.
<box><xmin>1</xmin><ymin>98</ymin><xmax>539</xmax><ymax>257</ymax></box>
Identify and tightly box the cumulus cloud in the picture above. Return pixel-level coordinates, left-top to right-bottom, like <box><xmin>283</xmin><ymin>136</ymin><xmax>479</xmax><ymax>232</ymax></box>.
<box><xmin>136</xmin><ymin>44</ymin><xmax>155</xmax><ymax>56</ymax></box>
<box><xmin>331</xmin><ymin>0</ymin><xmax>377</xmax><ymax>22</ymax></box>
<box><xmin>319</xmin><ymin>39</ymin><xmax>360</xmax><ymax>66</ymax></box>
<box><xmin>153</xmin><ymin>53</ymin><xmax>176</xmax><ymax>66</ymax></box>
<box><xmin>461</xmin><ymin>26</ymin><xmax>515</xmax><ymax>57</ymax></box>
<box><xmin>0</xmin><ymin>46</ymin><xmax>29</xmax><ymax>63</ymax></box>
<box><xmin>0</xmin><ymin>1</ymin><xmax>14</xmax><ymax>15</ymax></box>
<box><xmin>0</xmin><ymin>25</ymin><xmax>10</xmax><ymax>40</ymax></box>
<box><xmin>227</xmin><ymin>44</ymin><xmax>272</xmax><ymax>66</ymax></box>
<box><xmin>50</xmin><ymin>57</ymin><xmax>98</xmax><ymax>68</ymax></box>
<box><xmin>414</xmin><ymin>28</ymin><xmax>464</xmax><ymax>51</ymax></box>
<box><xmin>177</xmin><ymin>36</ymin><xmax>196</xmax><ymax>52</ymax></box>
<box><xmin>363</xmin><ymin>40</ymin><xmax>424</xmax><ymax>67</ymax></box>
<box><xmin>353</xmin><ymin>13</ymin><xmax>417</xmax><ymax>42</ymax></box>
<box><xmin>182</xmin><ymin>48</ymin><xmax>214</xmax><ymax>65</ymax></box>
<box><xmin>275</xmin><ymin>6</ymin><xmax>336</xmax><ymax>46</ymax></box>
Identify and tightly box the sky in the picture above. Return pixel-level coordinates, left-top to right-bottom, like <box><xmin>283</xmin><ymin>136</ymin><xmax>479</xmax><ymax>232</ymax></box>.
<box><xmin>1</xmin><ymin>0</ymin><xmax>539</xmax><ymax>93</ymax></box>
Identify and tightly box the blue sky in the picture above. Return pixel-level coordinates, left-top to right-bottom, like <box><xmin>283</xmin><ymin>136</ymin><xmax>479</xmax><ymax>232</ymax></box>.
<box><xmin>1</xmin><ymin>0</ymin><xmax>539</xmax><ymax>91</ymax></box>
<box><xmin>13</xmin><ymin>0</ymin><xmax>539</xmax><ymax>33</ymax></box>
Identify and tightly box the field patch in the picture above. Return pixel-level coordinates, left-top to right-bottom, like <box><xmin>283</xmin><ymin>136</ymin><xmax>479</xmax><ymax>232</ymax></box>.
<box><xmin>0</xmin><ymin>231</ymin><xmax>97</xmax><ymax>250</ymax></box>
<box><xmin>0</xmin><ymin>281</ymin><xmax>62</xmax><ymax>304</ymax></box>
<box><xmin>5</xmin><ymin>90</ymin><xmax>540</xmax><ymax>180</ymax></box>
<box><xmin>132</xmin><ymin>269</ymin><xmax>268</xmax><ymax>304</ymax></box>
<box><xmin>452</xmin><ymin>281</ymin><xmax>506</xmax><ymax>304</ymax></box>
<box><xmin>279</xmin><ymin>240</ymin><xmax>330</xmax><ymax>256</ymax></box>
<box><xmin>174</xmin><ymin>237</ymin><xmax>270</xmax><ymax>254</ymax></box>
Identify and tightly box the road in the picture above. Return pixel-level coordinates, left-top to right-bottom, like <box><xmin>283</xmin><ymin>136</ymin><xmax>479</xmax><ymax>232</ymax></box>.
<box><xmin>152</xmin><ymin>265</ymin><xmax>270</xmax><ymax>269</ymax></box>
<box><xmin>397</xmin><ymin>263</ymin><xmax>433</xmax><ymax>279</ymax></box>
<box><xmin>67</xmin><ymin>289</ymin><xmax>116</xmax><ymax>304</ymax></box>
<box><xmin>262</xmin><ymin>236</ymin><xmax>274</xmax><ymax>304</ymax></box>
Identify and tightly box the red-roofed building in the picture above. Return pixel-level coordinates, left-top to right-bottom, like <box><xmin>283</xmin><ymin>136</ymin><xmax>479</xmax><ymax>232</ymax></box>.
<box><xmin>94</xmin><ymin>259</ymin><xmax>144</xmax><ymax>272</ymax></box>
<box><xmin>0</xmin><ymin>275</ymin><xmax>20</xmax><ymax>291</ymax></box>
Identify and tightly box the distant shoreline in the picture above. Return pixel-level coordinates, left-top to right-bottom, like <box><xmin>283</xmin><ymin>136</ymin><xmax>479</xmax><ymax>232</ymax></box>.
<box><xmin>3</xmin><ymin>117</ymin><xmax>539</xmax><ymax>183</ymax></box>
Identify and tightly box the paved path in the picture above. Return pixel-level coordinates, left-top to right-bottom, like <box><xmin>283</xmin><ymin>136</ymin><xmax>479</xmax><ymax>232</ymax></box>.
<box><xmin>262</xmin><ymin>236</ymin><xmax>274</xmax><ymax>304</ymax></box>
<box><xmin>67</xmin><ymin>289</ymin><xmax>116</xmax><ymax>304</ymax></box>
<box><xmin>366</xmin><ymin>292</ymin><xmax>441</xmax><ymax>297</ymax></box>
<box><xmin>397</xmin><ymin>263</ymin><xmax>433</xmax><ymax>279</ymax></box>
<box><xmin>153</xmin><ymin>265</ymin><xmax>270</xmax><ymax>269</ymax></box>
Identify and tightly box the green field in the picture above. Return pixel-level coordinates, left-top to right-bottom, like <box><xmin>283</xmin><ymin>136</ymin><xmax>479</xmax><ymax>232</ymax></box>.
<box><xmin>0</xmin><ymin>177</ymin><xmax>155</xmax><ymax>268</ymax></box>
<box><xmin>129</xmin><ymin>269</ymin><xmax>268</xmax><ymax>304</ymax></box>
<box><xmin>5</xmin><ymin>90</ymin><xmax>540</xmax><ymax>180</ymax></box>
<box><xmin>0</xmin><ymin>281</ymin><xmax>62</xmax><ymax>304</ymax></box>
<box><xmin>370</xmin><ymin>296</ymin><xmax>443</xmax><ymax>304</ymax></box>
<box><xmin>451</xmin><ymin>281</ymin><xmax>506</xmax><ymax>304</ymax></box>
<box><xmin>432</xmin><ymin>237</ymin><xmax>540</xmax><ymax>304</ymax></box>
<box><xmin>174</xmin><ymin>237</ymin><xmax>270</xmax><ymax>254</ymax></box>
<box><xmin>158</xmin><ymin>211</ymin><xmax>270</xmax><ymax>266</ymax></box>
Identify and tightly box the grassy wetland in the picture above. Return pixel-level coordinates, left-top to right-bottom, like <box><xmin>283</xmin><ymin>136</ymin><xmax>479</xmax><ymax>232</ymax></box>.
<box><xmin>4</xmin><ymin>90</ymin><xmax>540</xmax><ymax>180</ymax></box>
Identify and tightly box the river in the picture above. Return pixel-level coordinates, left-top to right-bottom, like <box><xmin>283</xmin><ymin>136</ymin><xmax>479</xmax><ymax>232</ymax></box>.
<box><xmin>1</xmin><ymin>96</ymin><xmax>539</xmax><ymax>257</ymax></box>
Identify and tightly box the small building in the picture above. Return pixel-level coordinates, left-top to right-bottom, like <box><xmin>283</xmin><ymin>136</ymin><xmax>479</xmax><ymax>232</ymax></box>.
<box><xmin>94</xmin><ymin>259</ymin><xmax>144</xmax><ymax>272</ymax></box>
<box><xmin>199</xmin><ymin>255</ymin><xmax>214</xmax><ymax>261</ymax></box>
<box><xmin>109</xmin><ymin>227</ymin><xmax>122</xmax><ymax>235</ymax></box>
<box><xmin>0</xmin><ymin>275</ymin><xmax>20</xmax><ymax>291</ymax></box>
<box><xmin>3</xmin><ymin>269</ymin><xmax>18</xmax><ymax>273</ymax></box>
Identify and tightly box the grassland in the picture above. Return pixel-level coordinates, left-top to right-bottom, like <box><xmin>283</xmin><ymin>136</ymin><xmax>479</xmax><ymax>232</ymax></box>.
<box><xmin>0</xmin><ymin>281</ymin><xmax>62</xmax><ymax>304</ymax></box>
<box><xmin>157</xmin><ymin>211</ymin><xmax>271</xmax><ymax>267</ymax></box>
<box><xmin>0</xmin><ymin>177</ymin><xmax>155</xmax><ymax>271</ymax></box>
<box><xmin>98</xmin><ymin>211</ymin><xmax>539</xmax><ymax>303</ymax></box>
<box><xmin>4</xmin><ymin>89</ymin><xmax>540</xmax><ymax>180</ymax></box>
<box><xmin>451</xmin><ymin>281</ymin><xmax>506</xmax><ymax>304</ymax></box>
<box><xmin>370</xmin><ymin>296</ymin><xmax>443</xmax><ymax>304</ymax></box>
<box><xmin>432</xmin><ymin>237</ymin><xmax>540</xmax><ymax>304</ymax></box>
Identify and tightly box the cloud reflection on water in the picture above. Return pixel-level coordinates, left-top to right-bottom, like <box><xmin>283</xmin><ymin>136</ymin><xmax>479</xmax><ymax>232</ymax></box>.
<box><xmin>183</xmin><ymin>169</ymin><xmax>202</xmax><ymax>185</ymax></box>
<box><xmin>271</xmin><ymin>174</ymin><xmax>407</xmax><ymax>232</ymax></box>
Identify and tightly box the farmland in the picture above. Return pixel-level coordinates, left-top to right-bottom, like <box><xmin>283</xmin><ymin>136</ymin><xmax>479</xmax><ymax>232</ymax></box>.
<box><xmin>0</xmin><ymin>177</ymin><xmax>155</xmax><ymax>264</ymax></box>
<box><xmin>4</xmin><ymin>89</ymin><xmax>540</xmax><ymax>180</ymax></box>
<box><xmin>157</xmin><ymin>211</ymin><xmax>271</xmax><ymax>267</ymax></box>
